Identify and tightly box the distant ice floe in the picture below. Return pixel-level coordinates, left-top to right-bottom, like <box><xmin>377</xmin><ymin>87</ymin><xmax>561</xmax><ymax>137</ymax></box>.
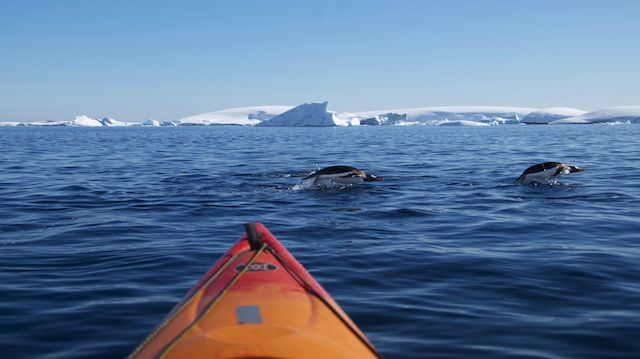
<box><xmin>550</xmin><ymin>106</ymin><xmax>640</xmax><ymax>125</ymax></box>
<box><xmin>0</xmin><ymin>122</ymin><xmax>21</xmax><ymax>127</ymax></box>
<box><xmin>101</xmin><ymin>117</ymin><xmax>140</xmax><ymax>127</ymax></box>
<box><xmin>142</xmin><ymin>119</ymin><xmax>161</xmax><ymax>127</ymax></box>
<box><xmin>434</xmin><ymin>119</ymin><xmax>491</xmax><ymax>127</ymax></box>
<box><xmin>27</xmin><ymin>120</ymin><xmax>70</xmax><ymax>126</ymax></box>
<box><xmin>354</xmin><ymin>106</ymin><xmax>534</xmax><ymax>126</ymax></box>
<box><xmin>2</xmin><ymin>103</ymin><xmax>639</xmax><ymax>127</ymax></box>
<box><xmin>179</xmin><ymin>105</ymin><xmax>292</xmax><ymax>126</ymax></box>
<box><xmin>71</xmin><ymin>115</ymin><xmax>103</xmax><ymax>127</ymax></box>
<box><xmin>521</xmin><ymin>107</ymin><xmax>587</xmax><ymax>124</ymax></box>
<box><xmin>0</xmin><ymin>115</ymin><xmax>175</xmax><ymax>127</ymax></box>
<box><xmin>359</xmin><ymin>113</ymin><xmax>407</xmax><ymax>125</ymax></box>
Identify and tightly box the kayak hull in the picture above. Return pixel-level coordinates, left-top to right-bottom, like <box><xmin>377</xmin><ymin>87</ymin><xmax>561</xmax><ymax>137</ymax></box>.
<box><xmin>130</xmin><ymin>223</ymin><xmax>379</xmax><ymax>359</ymax></box>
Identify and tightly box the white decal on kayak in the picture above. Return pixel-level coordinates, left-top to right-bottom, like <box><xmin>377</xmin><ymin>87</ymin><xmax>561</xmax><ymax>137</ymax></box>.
<box><xmin>235</xmin><ymin>262</ymin><xmax>278</xmax><ymax>272</ymax></box>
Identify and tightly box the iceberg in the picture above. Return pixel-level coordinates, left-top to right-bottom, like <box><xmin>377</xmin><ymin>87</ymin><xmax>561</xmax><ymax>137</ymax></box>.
<box><xmin>2</xmin><ymin>104</ymin><xmax>639</xmax><ymax>128</ymax></box>
<box><xmin>142</xmin><ymin>119</ymin><xmax>160</xmax><ymax>127</ymax></box>
<box><xmin>355</xmin><ymin>106</ymin><xmax>535</xmax><ymax>126</ymax></box>
<box><xmin>100</xmin><ymin>117</ymin><xmax>121</xmax><ymax>126</ymax></box>
<box><xmin>0</xmin><ymin>122</ymin><xmax>21</xmax><ymax>126</ymax></box>
<box><xmin>179</xmin><ymin>105</ymin><xmax>291</xmax><ymax>126</ymax></box>
<box><xmin>100</xmin><ymin>117</ymin><xmax>139</xmax><ymax>127</ymax></box>
<box><xmin>248</xmin><ymin>110</ymin><xmax>275</xmax><ymax>121</ymax></box>
<box><xmin>360</xmin><ymin>113</ymin><xmax>408</xmax><ymax>126</ymax></box>
<box><xmin>71</xmin><ymin>115</ymin><xmax>103</xmax><ymax>127</ymax></box>
<box><xmin>333</xmin><ymin>111</ymin><xmax>361</xmax><ymax>126</ymax></box>
<box><xmin>24</xmin><ymin>121</ymin><xmax>68</xmax><ymax>126</ymax></box>
<box><xmin>433</xmin><ymin>119</ymin><xmax>491</xmax><ymax>126</ymax></box>
<box><xmin>550</xmin><ymin>106</ymin><xmax>640</xmax><ymax>124</ymax></box>
<box><xmin>257</xmin><ymin>101</ymin><xmax>341</xmax><ymax>127</ymax></box>
<box><xmin>521</xmin><ymin>107</ymin><xmax>587</xmax><ymax>124</ymax></box>
<box><xmin>359</xmin><ymin>117</ymin><xmax>380</xmax><ymax>126</ymax></box>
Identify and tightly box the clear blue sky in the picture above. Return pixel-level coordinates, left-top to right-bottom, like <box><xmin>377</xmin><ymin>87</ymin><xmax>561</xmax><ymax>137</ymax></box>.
<box><xmin>1</xmin><ymin>0</ymin><xmax>639</xmax><ymax>122</ymax></box>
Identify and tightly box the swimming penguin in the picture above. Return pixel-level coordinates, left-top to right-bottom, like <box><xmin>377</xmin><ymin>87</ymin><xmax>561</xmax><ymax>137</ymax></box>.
<box><xmin>515</xmin><ymin>162</ymin><xmax>583</xmax><ymax>184</ymax></box>
<box><xmin>304</xmin><ymin>166</ymin><xmax>382</xmax><ymax>186</ymax></box>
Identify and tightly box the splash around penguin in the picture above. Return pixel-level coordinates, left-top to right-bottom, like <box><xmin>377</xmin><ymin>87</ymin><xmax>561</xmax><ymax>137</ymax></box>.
<box><xmin>515</xmin><ymin>162</ymin><xmax>583</xmax><ymax>184</ymax></box>
<box><xmin>301</xmin><ymin>165</ymin><xmax>382</xmax><ymax>188</ymax></box>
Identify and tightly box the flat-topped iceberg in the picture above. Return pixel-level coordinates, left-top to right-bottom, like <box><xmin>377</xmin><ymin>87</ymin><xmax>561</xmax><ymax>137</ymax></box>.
<box><xmin>550</xmin><ymin>106</ymin><xmax>640</xmax><ymax>124</ymax></box>
<box><xmin>22</xmin><ymin>121</ymin><xmax>68</xmax><ymax>126</ymax></box>
<box><xmin>355</xmin><ymin>106</ymin><xmax>535</xmax><ymax>126</ymax></box>
<box><xmin>0</xmin><ymin>121</ymin><xmax>22</xmax><ymax>127</ymax></box>
<box><xmin>433</xmin><ymin>119</ymin><xmax>491</xmax><ymax>127</ymax></box>
<box><xmin>179</xmin><ymin>105</ymin><xmax>292</xmax><ymax>126</ymax></box>
<box><xmin>256</xmin><ymin>104</ymin><xmax>538</xmax><ymax>127</ymax></box>
<box><xmin>2</xmin><ymin>103</ymin><xmax>639</xmax><ymax>127</ymax></box>
<box><xmin>1</xmin><ymin>115</ymin><xmax>145</xmax><ymax>127</ymax></box>
<box><xmin>521</xmin><ymin>107</ymin><xmax>587</xmax><ymax>124</ymax></box>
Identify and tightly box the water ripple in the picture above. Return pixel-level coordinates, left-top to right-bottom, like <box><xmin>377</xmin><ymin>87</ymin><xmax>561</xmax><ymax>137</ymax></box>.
<box><xmin>1</xmin><ymin>126</ymin><xmax>639</xmax><ymax>358</ymax></box>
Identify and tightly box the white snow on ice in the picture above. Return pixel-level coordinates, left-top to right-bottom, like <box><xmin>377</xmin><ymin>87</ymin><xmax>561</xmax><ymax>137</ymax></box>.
<box><xmin>26</xmin><ymin>120</ymin><xmax>70</xmax><ymax>126</ymax></box>
<box><xmin>101</xmin><ymin>117</ymin><xmax>140</xmax><ymax>127</ymax></box>
<box><xmin>257</xmin><ymin>101</ymin><xmax>341</xmax><ymax>127</ymax></box>
<box><xmin>550</xmin><ymin>106</ymin><xmax>640</xmax><ymax>124</ymax></box>
<box><xmin>0</xmin><ymin>122</ymin><xmax>22</xmax><ymax>126</ymax></box>
<box><xmin>0</xmin><ymin>115</ymin><xmax>178</xmax><ymax>127</ymax></box>
<box><xmin>354</xmin><ymin>106</ymin><xmax>535</xmax><ymax>126</ymax></box>
<box><xmin>142</xmin><ymin>119</ymin><xmax>161</xmax><ymax>127</ymax></box>
<box><xmin>71</xmin><ymin>116</ymin><xmax>103</xmax><ymax>127</ymax></box>
<box><xmin>433</xmin><ymin>119</ymin><xmax>491</xmax><ymax>127</ymax></box>
<box><xmin>179</xmin><ymin>105</ymin><xmax>292</xmax><ymax>126</ymax></box>
<box><xmin>1</xmin><ymin>103</ymin><xmax>639</xmax><ymax>127</ymax></box>
<box><xmin>521</xmin><ymin>107</ymin><xmax>587</xmax><ymax>124</ymax></box>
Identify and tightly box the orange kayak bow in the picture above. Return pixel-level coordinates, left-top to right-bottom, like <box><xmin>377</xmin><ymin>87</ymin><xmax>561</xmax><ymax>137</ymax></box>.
<box><xmin>129</xmin><ymin>223</ymin><xmax>380</xmax><ymax>359</ymax></box>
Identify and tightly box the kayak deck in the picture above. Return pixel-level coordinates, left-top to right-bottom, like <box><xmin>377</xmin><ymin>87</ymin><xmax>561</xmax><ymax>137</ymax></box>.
<box><xmin>130</xmin><ymin>223</ymin><xmax>380</xmax><ymax>359</ymax></box>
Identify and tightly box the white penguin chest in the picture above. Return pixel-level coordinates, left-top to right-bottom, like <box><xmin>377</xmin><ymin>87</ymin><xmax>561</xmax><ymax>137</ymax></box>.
<box><xmin>525</xmin><ymin>167</ymin><xmax>564</xmax><ymax>183</ymax></box>
<box><xmin>317</xmin><ymin>172</ymin><xmax>364</xmax><ymax>185</ymax></box>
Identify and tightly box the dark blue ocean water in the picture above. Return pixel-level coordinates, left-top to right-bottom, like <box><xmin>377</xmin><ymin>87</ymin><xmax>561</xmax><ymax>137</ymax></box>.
<box><xmin>1</xmin><ymin>125</ymin><xmax>639</xmax><ymax>358</ymax></box>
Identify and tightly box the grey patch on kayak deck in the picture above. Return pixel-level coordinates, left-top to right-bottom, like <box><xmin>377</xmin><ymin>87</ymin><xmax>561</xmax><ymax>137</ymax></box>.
<box><xmin>236</xmin><ymin>305</ymin><xmax>262</xmax><ymax>324</ymax></box>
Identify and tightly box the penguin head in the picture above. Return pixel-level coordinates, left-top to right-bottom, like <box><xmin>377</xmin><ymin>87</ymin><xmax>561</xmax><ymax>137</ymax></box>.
<box><xmin>364</xmin><ymin>173</ymin><xmax>383</xmax><ymax>182</ymax></box>
<box><xmin>568</xmin><ymin>165</ymin><xmax>583</xmax><ymax>173</ymax></box>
